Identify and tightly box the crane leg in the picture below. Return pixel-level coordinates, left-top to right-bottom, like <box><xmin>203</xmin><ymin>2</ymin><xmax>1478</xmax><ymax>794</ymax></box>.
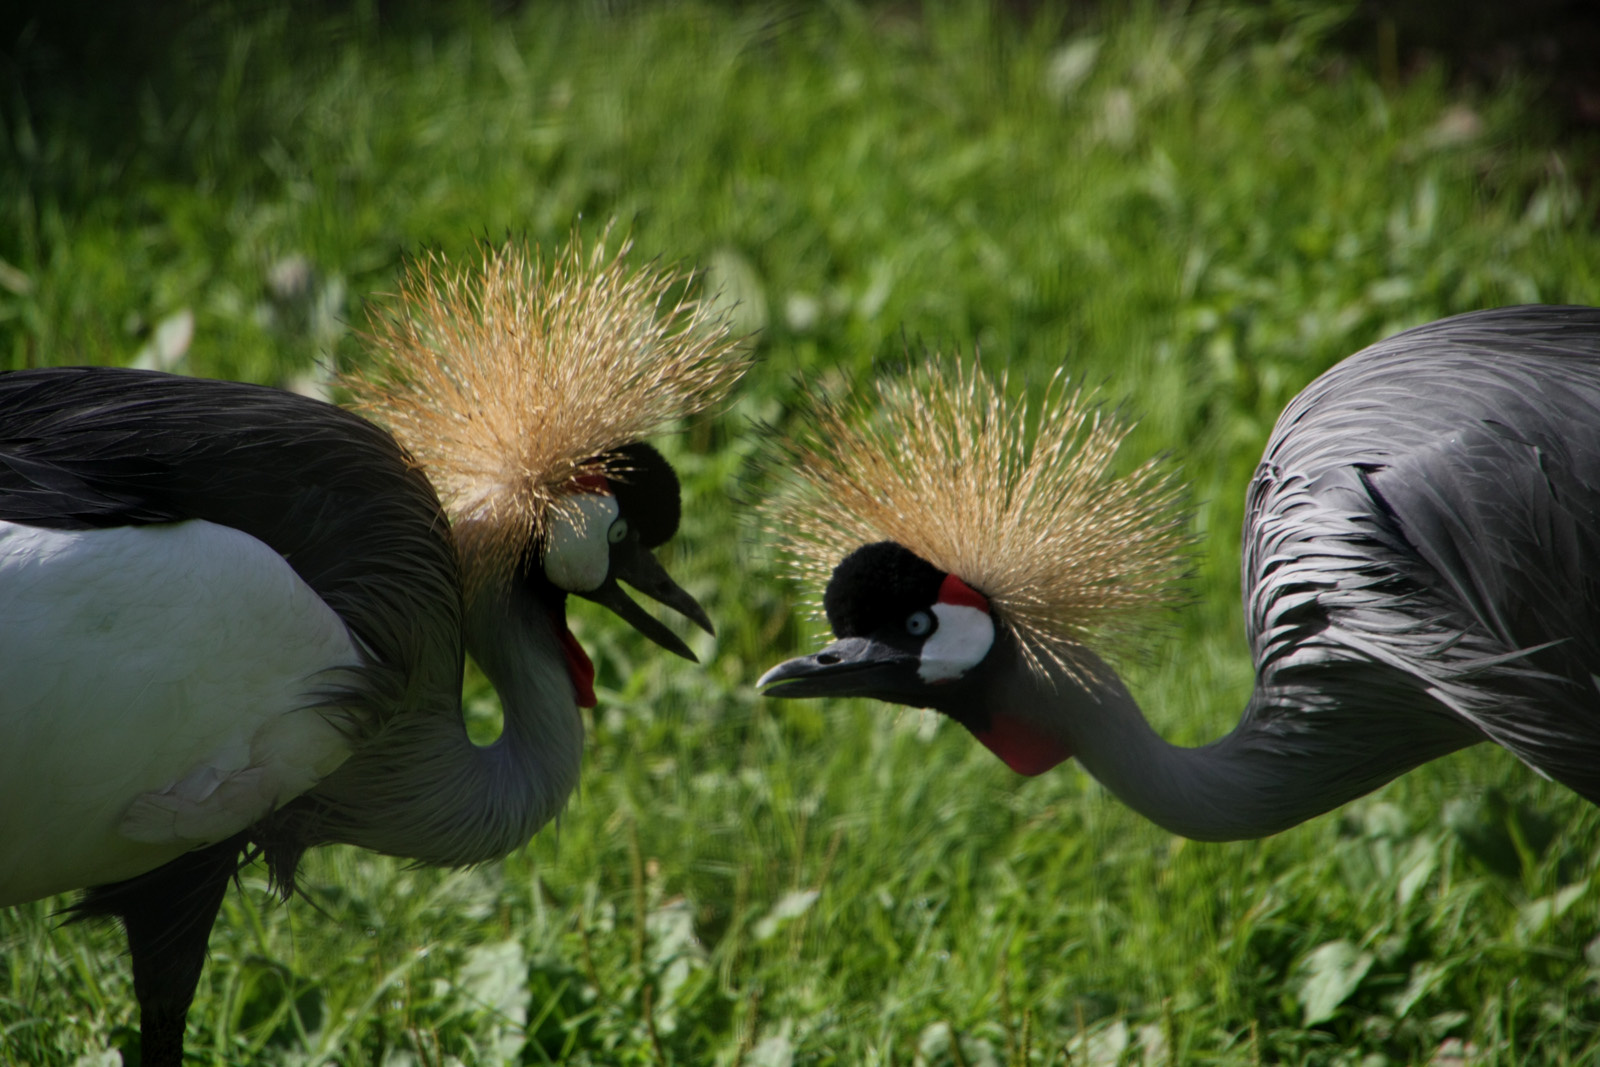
<box><xmin>68</xmin><ymin>832</ymin><xmax>247</xmax><ymax>1067</ymax></box>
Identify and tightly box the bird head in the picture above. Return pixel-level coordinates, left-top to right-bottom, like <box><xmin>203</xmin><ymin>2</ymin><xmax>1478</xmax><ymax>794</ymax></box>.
<box><xmin>537</xmin><ymin>441</ymin><xmax>712</xmax><ymax>661</ymax></box>
<box><xmin>756</xmin><ymin>358</ymin><xmax>1188</xmax><ymax>775</ymax></box>
<box><xmin>343</xmin><ymin>234</ymin><xmax>747</xmax><ymax>673</ymax></box>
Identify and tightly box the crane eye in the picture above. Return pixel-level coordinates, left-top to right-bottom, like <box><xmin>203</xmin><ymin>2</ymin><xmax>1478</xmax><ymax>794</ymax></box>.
<box><xmin>608</xmin><ymin>518</ymin><xmax>630</xmax><ymax>545</ymax></box>
<box><xmin>905</xmin><ymin>610</ymin><xmax>934</xmax><ymax>637</ymax></box>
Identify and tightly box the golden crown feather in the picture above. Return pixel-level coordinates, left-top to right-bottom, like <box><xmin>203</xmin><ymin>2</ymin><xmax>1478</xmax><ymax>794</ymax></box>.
<box><xmin>762</xmin><ymin>356</ymin><xmax>1191</xmax><ymax>682</ymax></box>
<box><xmin>343</xmin><ymin>234</ymin><xmax>750</xmax><ymax>591</ymax></box>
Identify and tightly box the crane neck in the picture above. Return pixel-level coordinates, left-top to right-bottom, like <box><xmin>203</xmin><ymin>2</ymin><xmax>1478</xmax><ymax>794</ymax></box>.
<box><xmin>306</xmin><ymin>579</ymin><xmax>585</xmax><ymax>867</ymax></box>
<box><xmin>956</xmin><ymin>637</ymin><xmax>1479</xmax><ymax>841</ymax></box>
<box><xmin>460</xmin><ymin>583</ymin><xmax>587</xmax><ymax>838</ymax></box>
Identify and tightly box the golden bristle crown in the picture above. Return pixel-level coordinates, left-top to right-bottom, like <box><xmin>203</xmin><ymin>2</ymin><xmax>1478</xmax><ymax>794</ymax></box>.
<box><xmin>763</xmin><ymin>356</ymin><xmax>1190</xmax><ymax>681</ymax></box>
<box><xmin>344</xmin><ymin>235</ymin><xmax>749</xmax><ymax>591</ymax></box>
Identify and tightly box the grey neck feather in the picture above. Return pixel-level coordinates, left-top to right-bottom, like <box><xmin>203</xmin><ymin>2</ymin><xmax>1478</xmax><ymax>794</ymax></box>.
<box><xmin>970</xmin><ymin>639</ymin><xmax>1479</xmax><ymax>841</ymax></box>
<box><xmin>310</xmin><ymin>584</ymin><xmax>585</xmax><ymax>866</ymax></box>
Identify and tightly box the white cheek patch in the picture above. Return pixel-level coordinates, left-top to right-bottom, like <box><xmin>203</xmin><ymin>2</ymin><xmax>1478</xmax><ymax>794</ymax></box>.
<box><xmin>918</xmin><ymin>602</ymin><xmax>995</xmax><ymax>683</ymax></box>
<box><xmin>543</xmin><ymin>493</ymin><xmax>620</xmax><ymax>592</ymax></box>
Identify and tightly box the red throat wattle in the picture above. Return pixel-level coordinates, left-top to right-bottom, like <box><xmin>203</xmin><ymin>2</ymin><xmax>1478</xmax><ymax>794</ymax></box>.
<box><xmin>970</xmin><ymin>711</ymin><xmax>1072</xmax><ymax>776</ymax></box>
<box><xmin>932</xmin><ymin>574</ymin><xmax>1065</xmax><ymax>773</ymax></box>
<box><xmin>557</xmin><ymin>626</ymin><xmax>597</xmax><ymax>708</ymax></box>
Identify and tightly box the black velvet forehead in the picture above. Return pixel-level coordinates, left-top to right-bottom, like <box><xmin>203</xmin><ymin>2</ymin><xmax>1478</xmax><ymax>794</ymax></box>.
<box><xmin>823</xmin><ymin>541</ymin><xmax>947</xmax><ymax>638</ymax></box>
<box><xmin>608</xmin><ymin>442</ymin><xmax>681</xmax><ymax>548</ymax></box>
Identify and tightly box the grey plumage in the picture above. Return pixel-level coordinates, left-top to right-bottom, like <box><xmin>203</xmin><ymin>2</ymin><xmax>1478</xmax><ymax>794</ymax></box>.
<box><xmin>1241</xmin><ymin>305</ymin><xmax>1600</xmax><ymax>808</ymax></box>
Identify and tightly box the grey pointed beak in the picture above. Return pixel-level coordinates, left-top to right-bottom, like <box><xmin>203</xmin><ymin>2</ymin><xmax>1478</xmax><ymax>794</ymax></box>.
<box><xmin>579</xmin><ymin>542</ymin><xmax>713</xmax><ymax>662</ymax></box>
<box><xmin>757</xmin><ymin>637</ymin><xmax>922</xmax><ymax>699</ymax></box>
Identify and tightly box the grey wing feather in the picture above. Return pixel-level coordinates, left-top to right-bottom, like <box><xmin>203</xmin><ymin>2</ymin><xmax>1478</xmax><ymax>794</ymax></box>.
<box><xmin>1242</xmin><ymin>306</ymin><xmax>1600</xmax><ymax>801</ymax></box>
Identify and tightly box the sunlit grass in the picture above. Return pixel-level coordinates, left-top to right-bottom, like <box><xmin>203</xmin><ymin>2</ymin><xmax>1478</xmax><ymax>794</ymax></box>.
<box><xmin>3</xmin><ymin>1</ymin><xmax>1600</xmax><ymax>1063</ymax></box>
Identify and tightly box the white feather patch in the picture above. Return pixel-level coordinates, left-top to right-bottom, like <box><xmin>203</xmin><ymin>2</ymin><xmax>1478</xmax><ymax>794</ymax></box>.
<box><xmin>918</xmin><ymin>602</ymin><xmax>995</xmax><ymax>683</ymax></box>
<box><xmin>542</xmin><ymin>493</ymin><xmax>618</xmax><ymax>593</ymax></box>
<box><xmin>0</xmin><ymin>519</ymin><xmax>362</xmax><ymax>906</ymax></box>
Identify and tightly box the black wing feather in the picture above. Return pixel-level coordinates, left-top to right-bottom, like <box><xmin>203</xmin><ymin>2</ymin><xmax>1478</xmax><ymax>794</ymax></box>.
<box><xmin>0</xmin><ymin>366</ymin><xmax>462</xmax><ymax>693</ymax></box>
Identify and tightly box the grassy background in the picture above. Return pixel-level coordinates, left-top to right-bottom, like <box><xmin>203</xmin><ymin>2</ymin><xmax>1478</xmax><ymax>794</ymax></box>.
<box><xmin>3</xmin><ymin>1</ymin><xmax>1600</xmax><ymax>1063</ymax></box>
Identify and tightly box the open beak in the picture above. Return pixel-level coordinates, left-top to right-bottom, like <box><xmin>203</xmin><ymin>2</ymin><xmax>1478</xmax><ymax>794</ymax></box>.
<box><xmin>757</xmin><ymin>637</ymin><xmax>922</xmax><ymax>700</ymax></box>
<box><xmin>579</xmin><ymin>541</ymin><xmax>713</xmax><ymax>662</ymax></box>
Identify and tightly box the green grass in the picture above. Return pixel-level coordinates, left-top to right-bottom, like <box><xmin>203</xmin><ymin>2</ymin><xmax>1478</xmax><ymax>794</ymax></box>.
<box><xmin>4</xmin><ymin>1</ymin><xmax>1600</xmax><ymax>1063</ymax></box>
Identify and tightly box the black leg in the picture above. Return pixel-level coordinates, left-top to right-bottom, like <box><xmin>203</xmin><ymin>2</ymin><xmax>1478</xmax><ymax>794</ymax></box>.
<box><xmin>67</xmin><ymin>833</ymin><xmax>247</xmax><ymax>1067</ymax></box>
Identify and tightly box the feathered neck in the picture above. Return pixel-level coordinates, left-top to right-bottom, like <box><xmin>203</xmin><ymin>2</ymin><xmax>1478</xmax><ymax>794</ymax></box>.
<box><xmin>948</xmin><ymin>632</ymin><xmax>1480</xmax><ymax>841</ymax></box>
<box><xmin>299</xmin><ymin>578</ymin><xmax>584</xmax><ymax>867</ymax></box>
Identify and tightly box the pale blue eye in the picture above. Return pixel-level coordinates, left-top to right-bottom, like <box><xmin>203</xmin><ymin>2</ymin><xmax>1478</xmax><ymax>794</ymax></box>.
<box><xmin>906</xmin><ymin>610</ymin><xmax>933</xmax><ymax>637</ymax></box>
<box><xmin>608</xmin><ymin>518</ymin><xmax>630</xmax><ymax>544</ymax></box>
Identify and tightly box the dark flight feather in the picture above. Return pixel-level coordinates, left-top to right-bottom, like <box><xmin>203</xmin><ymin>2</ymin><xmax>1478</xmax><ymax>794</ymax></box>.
<box><xmin>0</xmin><ymin>367</ymin><xmax>462</xmax><ymax>692</ymax></box>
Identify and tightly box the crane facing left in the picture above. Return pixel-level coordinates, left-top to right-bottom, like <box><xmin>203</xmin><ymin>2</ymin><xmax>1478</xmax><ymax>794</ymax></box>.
<box><xmin>0</xmin><ymin>236</ymin><xmax>749</xmax><ymax>1066</ymax></box>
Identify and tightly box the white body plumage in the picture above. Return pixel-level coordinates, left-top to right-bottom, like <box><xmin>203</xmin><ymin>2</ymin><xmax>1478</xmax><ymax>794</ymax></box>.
<box><xmin>0</xmin><ymin>519</ymin><xmax>361</xmax><ymax>905</ymax></box>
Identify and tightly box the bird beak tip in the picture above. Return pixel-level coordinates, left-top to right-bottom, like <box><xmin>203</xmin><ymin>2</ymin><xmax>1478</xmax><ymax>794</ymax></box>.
<box><xmin>753</xmin><ymin>657</ymin><xmax>817</xmax><ymax>696</ymax></box>
<box><xmin>586</xmin><ymin>547</ymin><xmax>714</xmax><ymax>661</ymax></box>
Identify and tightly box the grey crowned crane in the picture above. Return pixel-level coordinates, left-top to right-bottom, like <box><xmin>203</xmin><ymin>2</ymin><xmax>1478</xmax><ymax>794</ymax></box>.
<box><xmin>0</xmin><ymin>239</ymin><xmax>747</xmax><ymax>1065</ymax></box>
<box><xmin>759</xmin><ymin>305</ymin><xmax>1600</xmax><ymax>840</ymax></box>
